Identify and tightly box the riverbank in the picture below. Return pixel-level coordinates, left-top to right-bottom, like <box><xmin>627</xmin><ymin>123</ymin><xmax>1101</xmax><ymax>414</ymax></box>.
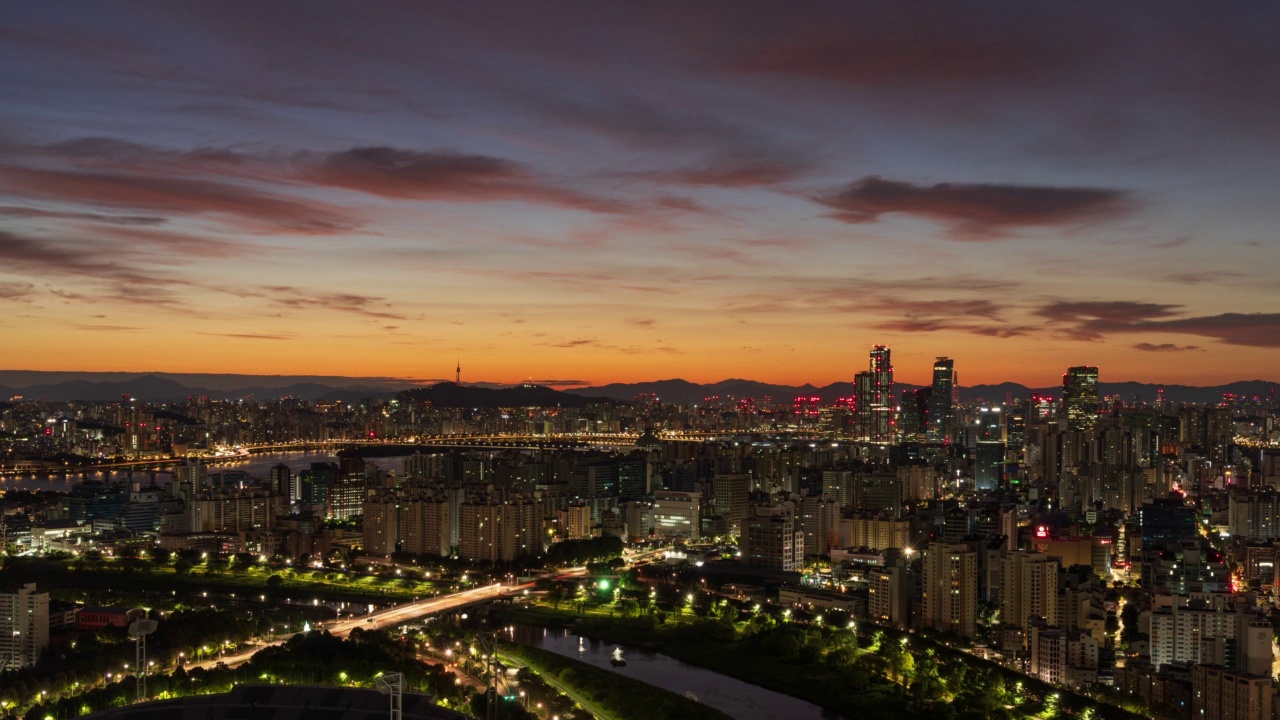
<box><xmin>498</xmin><ymin>601</ymin><xmax>1148</xmax><ymax>720</ymax></box>
<box><xmin>495</xmin><ymin>604</ymin><xmax>916</xmax><ymax>720</ymax></box>
<box><xmin>502</xmin><ymin>643</ymin><xmax>732</xmax><ymax>720</ymax></box>
<box><xmin>0</xmin><ymin>556</ymin><xmax>447</xmax><ymax>605</ymax></box>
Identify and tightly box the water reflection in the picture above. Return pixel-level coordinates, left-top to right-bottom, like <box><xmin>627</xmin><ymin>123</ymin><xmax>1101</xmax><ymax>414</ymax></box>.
<box><xmin>0</xmin><ymin>451</ymin><xmax>404</xmax><ymax>491</ymax></box>
<box><xmin>511</xmin><ymin>624</ymin><xmax>846</xmax><ymax>720</ymax></box>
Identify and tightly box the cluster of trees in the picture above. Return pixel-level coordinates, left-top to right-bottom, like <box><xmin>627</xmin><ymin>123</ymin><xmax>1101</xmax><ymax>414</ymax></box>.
<box><xmin>545</xmin><ymin>536</ymin><xmax>624</xmax><ymax>565</ymax></box>
<box><xmin>19</xmin><ymin>630</ymin><xmax>471</xmax><ymax>720</ymax></box>
<box><xmin>502</xmin><ymin>643</ymin><xmax>730</xmax><ymax>720</ymax></box>
<box><xmin>0</xmin><ymin>604</ymin><xmax>339</xmax><ymax>717</ymax></box>
<box><xmin>514</xmin><ymin>584</ymin><xmax>1139</xmax><ymax>720</ymax></box>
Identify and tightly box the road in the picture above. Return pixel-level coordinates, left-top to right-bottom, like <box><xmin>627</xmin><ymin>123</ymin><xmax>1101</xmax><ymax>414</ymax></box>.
<box><xmin>183</xmin><ymin>566</ymin><xmax>590</xmax><ymax>672</ymax></box>
<box><xmin>186</xmin><ymin>583</ymin><xmax>511</xmax><ymax>671</ymax></box>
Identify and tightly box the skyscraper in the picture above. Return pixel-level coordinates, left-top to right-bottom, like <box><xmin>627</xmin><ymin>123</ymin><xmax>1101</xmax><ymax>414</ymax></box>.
<box><xmin>976</xmin><ymin>406</ymin><xmax>1006</xmax><ymax>490</ymax></box>
<box><xmin>869</xmin><ymin>345</ymin><xmax>895</xmax><ymax>442</ymax></box>
<box><xmin>1063</xmin><ymin>366</ymin><xmax>1100</xmax><ymax>433</ymax></box>
<box><xmin>927</xmin><ymin>357</ymin><xmax>954</xmax><ymax>443</ymax></box>
<box><xmin>854</xmin><ymin>371</ymin><xmax>875</xmax><ymax>441</ymax></box>
<box><xmin>855</xmin><ymin>346</ymin><xmax>895</xmax><ymax>443</ymax></box>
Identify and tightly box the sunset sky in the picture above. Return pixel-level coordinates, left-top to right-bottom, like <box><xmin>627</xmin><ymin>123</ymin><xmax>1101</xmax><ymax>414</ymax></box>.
<box><xmin>1</xmin><ymin>1</ymin><xmax>1278</xmax><ymax>388</ymax></box>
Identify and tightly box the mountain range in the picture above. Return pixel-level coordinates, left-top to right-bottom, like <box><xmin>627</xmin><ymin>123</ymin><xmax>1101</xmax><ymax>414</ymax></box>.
<box><xmin>397</xmin><ymin>382</ymin><xmax>607</xmax><ymax>409</ymax></box>
<box><xmin>563</xmin><ymin>379</ymin><xmax>1280</xmax><ymax>406</ymax></box>
<box><xmin>0</xmin><ymin>371</ymin><xmax>1274</xmax><ymax>406</ymax></box>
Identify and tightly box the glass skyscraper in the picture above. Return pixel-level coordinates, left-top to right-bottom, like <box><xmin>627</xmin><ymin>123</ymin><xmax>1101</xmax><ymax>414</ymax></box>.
<box><xmin>927</xmin><ymin>357</ymin><xmax>954</xmax><ymax>443</ymax></box>
<box><xmin>1063</xmin><ymin>366</ymin><xmax>1100</xmax><ymax>433</ymax></box>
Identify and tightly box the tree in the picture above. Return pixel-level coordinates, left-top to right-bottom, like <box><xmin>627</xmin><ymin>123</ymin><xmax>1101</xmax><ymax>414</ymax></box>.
<box><xmin>548</xmin><ymin>584</ymin><xmax>568</xmax><ymax>610</ymax></box>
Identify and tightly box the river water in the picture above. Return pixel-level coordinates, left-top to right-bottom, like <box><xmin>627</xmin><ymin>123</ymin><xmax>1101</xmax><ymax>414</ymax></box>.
<box><xmin>511</xmin><ymin>624</ymin><xmax>845</xmax><ymax>720</ymax></box>
<box><xmin>0</xmin><ymin>451</ymin><xmax>406</xmax><ymax>491</ymax></box>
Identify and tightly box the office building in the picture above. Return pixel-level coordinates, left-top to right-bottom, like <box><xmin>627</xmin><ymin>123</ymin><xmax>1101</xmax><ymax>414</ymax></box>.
<box><xmin>741</xmin><ymin>505</ymin><xmax>803</xmax><ymax>572</ymax></box>
<box><xmin>652</xmin><ymin>491</ymin><xmax>701</xmax><ymax>541</ymax></box>
<box><xmin>1141</xmin><ymin>498</ymin><xmax>1197</xmax><ymax>550</ymax></box>
<box><xmin>927</xmin><ymin>357</ymin><xmax>955</xmax><ymax>443</ymax></box>
<box><xmin>1063</xmin><ymin>366</ymin><xmax>1099</xmax><ymax>433</ymax></box>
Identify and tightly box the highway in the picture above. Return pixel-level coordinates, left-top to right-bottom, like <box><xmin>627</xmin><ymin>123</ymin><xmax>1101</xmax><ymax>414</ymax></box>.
<box><xmin>184</xmin><ymin>566</ymin><xmax>588</xmax><ymax>672</ymax></box>
<box><xmin>186</xmin><ymin>583</ymin><xmax>510</xmax><ymax>671</ymax></box>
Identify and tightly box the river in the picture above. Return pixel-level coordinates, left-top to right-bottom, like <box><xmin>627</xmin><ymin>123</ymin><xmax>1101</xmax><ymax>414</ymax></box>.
<box><xmin>0</xmin><ymin>451</ymin><xmax>407</xmax><ymax>491</ymax></box>
<box><xmin>510</xmin><ymin>624</ymin><xmax>845</xmax><ymax>720</ymax></box>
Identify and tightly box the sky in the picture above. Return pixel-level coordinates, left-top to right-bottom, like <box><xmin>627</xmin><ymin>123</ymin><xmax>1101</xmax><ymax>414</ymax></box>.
<box><xmin>1</xmin><ymin>1</ymin><xmax>1278</xmax><ymax>388</ymax></box>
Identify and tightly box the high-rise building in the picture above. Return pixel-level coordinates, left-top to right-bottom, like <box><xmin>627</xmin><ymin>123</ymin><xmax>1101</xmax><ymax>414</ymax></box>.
<box><xmin>709</xmin><ymin>473</ymin><xmax>751</xmax><ymax>535</ymax></box>
<box><xmin>1141</xmin><ymin>497</ymin><xmax>1197</xmax><ymax>550</ymax></box>
<box><xmin>854</xmin><ymin>371</ymin><xmax>874</xmax><ymax>441</ymax></box>
<box><xmin>185</xmin><ymin>490</ymin><xmax>280</xmax><ymax>533</ymax></box>
<box><xmin>798</xmin><ymin>494</ymin><xmax>840</xmax><ymax>556</ymax></box>
<box><xmin>868</xmin><ymin>560</ymin><xmax>911</xmax><ymax>629</ymax></box>
<box><xmin>869</xmin><ymin>345</ymin><xmax>895</xmax><ymax>442</ymax></box>
<box><xmin>175</xmin><ymin>460</ymin><xmax>208</xmax><ymax>491</ymax></box>
<box><xmin>0</xmin><ymin>583</ymin><xmax>49</xmax><ymax>670</ymax></box>
<box><xmin>927</xmin><ymin>358</ymin><xmax>955</xmax><ymax>443</ymax></box>
<box><xmin>920</xmin><ymin>542</ymin><xmax>978</xmax><ymax>639</ymax></box>
<box><xmin>1191</xmin><ymin>665</ymin><xmax>1274</xmax><ymax>720</ymax></box>
<box><xmin>457</xmin><ymin>501</ymin><xmax>507</xmax><ymax>563</ymax></box>
<box><xmin>1063</xmin><ymin>366</ymin><xmax>1100</xmax><ymax>433</ymax></box>
<box><xmin>897</xmin><ymin>389</ymin><xmax>922</xmax><ymax>441</ymax></box>
<box><xmin>570</xmin><ymin>459</ymin><xmax>618</xmax><ymax>498</ymax></box>
<box><xmin>399</xmin><ymin>497</ymin><xmax>452</xmax><ymax>557</ymax></box>
<box><xmin>652</xmin><ymin>491</ymin><xmax>701</xmax><ymax>541</ymax></box>
<box><xmin>740</xmin><ymin>505</ymin><xmax>803</xmax><ymax>572</ymax></box>
<box><xmin>1000</xmin><ymin>551</ymin><xmax>1060</xmax><ymax>632</ymax></box>
<box><xmin>1228</xmin><ymin>490</ymin><xmax>1280</xmax><ymax>540</ymax></box>
<box><xmin>848</xmin><ymin>515</ymin><xmax>910</xmax><ymax>551</ymax></box>
<box><xmin>976</xmin><ymin>406</ymin><xmax>1006</xmax><ymax>491</ymax></box>
<box><xmin>328</xmin><ymin>458</ymin><xmax>368</xmax><ymax>520</ymax></box>
<box><xmin>560</xmin><ymin>503</ymin><xmax>593</xmax><ymax>540</ymax></box>
<box><xmin>853</xmin><ymin>346</ymin><xmax>895</xmax><ymax>443</ymax></box>
<box><xmin>616</xmin><ymin>456</ymin><xmax>649</xmax><ymax>502</ymax></box>
<box><xmin>362</xmin><ymin>495</ymin><xmax>398</xmax><ymax>556</ymax></box>
<box><xmin>269</xmin><ymin>464</ymin><xmax>292</xmax><ymax>501</ymax></box>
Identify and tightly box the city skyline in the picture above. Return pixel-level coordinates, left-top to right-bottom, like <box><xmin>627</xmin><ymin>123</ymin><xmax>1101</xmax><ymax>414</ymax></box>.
<box><xmin>2</xmin><ymin>2</ymin><xmax>1280</xmax><ymax>386</ymax></box>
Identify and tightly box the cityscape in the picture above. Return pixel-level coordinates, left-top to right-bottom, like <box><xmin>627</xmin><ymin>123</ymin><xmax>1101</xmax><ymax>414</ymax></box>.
<box><xmin>3</xmin><ymin>3</ymin><xmax>1280</xmax><ymax>720</ymax></box>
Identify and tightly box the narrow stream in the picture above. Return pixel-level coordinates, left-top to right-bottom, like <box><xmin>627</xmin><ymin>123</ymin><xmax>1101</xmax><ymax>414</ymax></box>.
<box><xmin>511</xmin><ymin>624</ymin><xmax>847</xmax><ymax>720</ymax></box>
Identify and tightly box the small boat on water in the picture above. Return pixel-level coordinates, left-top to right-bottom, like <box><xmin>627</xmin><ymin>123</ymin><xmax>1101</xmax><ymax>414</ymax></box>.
<box><xmin>610</xmin><ymin>647</ymin><xmax>627</xmax><ymax>668</ymax></box>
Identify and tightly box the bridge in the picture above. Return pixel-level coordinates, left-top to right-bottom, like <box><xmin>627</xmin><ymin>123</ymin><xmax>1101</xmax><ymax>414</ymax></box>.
<box><xmin>0</xmin><ymin>433</ymin><xmax>734</xmax><ymax>477</ymax></box>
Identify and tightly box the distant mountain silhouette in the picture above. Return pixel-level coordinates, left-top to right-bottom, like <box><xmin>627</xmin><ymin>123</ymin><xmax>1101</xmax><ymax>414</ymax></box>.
<box><xmin>397</xmin><ymin>382</ymin><xmax>615</xmax><ymax>408</ymax></box>
<box><xmin>0</xmin><ymin>374</ymin><xmax>402</xmax><ymax>402</ymax></box>
<box><xmin>0</xmin><ymin>371</ymin><xmax>1273</xmax><ymax>406</ymax></box>
<box><xmin>567</xmin><ymin>379</ymin><xmax>1279</xmax><ymax>405</ymax></box>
